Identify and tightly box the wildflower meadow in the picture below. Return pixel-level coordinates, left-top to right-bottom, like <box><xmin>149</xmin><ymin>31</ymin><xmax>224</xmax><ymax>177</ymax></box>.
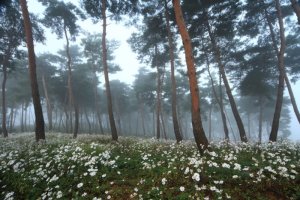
<box><xmin>0</xmin><ymin>133</ymin><xmax>299</xmax><ymax>199</ymax></box>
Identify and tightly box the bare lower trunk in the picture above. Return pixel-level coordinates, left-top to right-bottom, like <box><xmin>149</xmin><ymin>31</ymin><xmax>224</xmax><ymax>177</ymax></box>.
<box><xmin>101</xmin><ymin>0</ymin><xmax>118</xmax><ymax>141</ymax></box>
<box><xmin>20</xmin><ymin>0</ymin><xmax>45</xmax><ymax>141</ymax></box>
<box><xmin>173</xmin><ymin>0</ymin><xmax>209</xmax><ymax>152</ymax></box>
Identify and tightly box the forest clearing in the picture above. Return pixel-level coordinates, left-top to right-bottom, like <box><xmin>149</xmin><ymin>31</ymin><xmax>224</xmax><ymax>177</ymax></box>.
<box><xmin>0</xmin><ymin>133</ymin><xmax>299</xmax><ymax>200</ymax></box>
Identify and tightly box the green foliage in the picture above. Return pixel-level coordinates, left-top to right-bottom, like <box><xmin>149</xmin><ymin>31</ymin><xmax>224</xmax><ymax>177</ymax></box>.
<box><xmin>40</xmin><ymin>0</ymin><xmax>85</xmax><ymax>39</ymax></box>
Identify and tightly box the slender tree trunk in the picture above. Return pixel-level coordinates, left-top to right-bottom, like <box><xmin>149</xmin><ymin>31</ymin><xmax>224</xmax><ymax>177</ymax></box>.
<box><xmin>247</xmin><ymin>113</ymin><xmax>251</xmax><ymax>140</ymax></box>
<box><xmin>285</xmin><ymin>74</ymin><xmax>300</xmax><ymax>123</ymax></box>
<box><xmin>84</xmin><ymin>109</ymin><xmax>91</xmax><ymax>134</ymax></box>
<box><xmin>138</xmin><ymin>98</ymin><xmax>146</xmax><ymax>136</ymax></box>
<box><xmin>21</xmin><ymin>103</ymin><xmax>24</xmax><ymax>132</ymax></box>
<box><xmin>205</xmin><ymin>51</ymin><xmax>229</xmax><ymax>140</ymax></box>
<box><xmin>164</xmin><ymin>0</ymin><xmax>182</xmax><ymax>143</ymax></box>
<box><xmin>264</xmin><ymin>5</ymin><xmax>300</xmax><ymax>126</ymax></box>
<box><xmin>269</xmin><ymin>0</ymin><xmax>286</xmax><ymax>142</ymax></box>
<box><xmin>92</xmin><ymin>65</ymin><xmax>104</xmax><ymax>134</ymax></box>
<box><xmin>161</xmin><ymin>112</ymin><xmax>167</xmax><ymax>140</ymax></box>
<box><xmin>9</xmin><ymin>107</ymin><xmax>14</xmax><ymax>133</ymax></box>
<box><xmin>41</xmin><ymin>74</ymin><xmax>52</xmax><ymax>130</ymax></box>
<box><xmin>208</xmin><ymin>104</ymin><xmax>212</xmax><ymax>141</ymax></box>
<box><xmin>155</xmin><ymin>45</ymin><xmax>161</xmax><ymax>140</ymax></box>
<box><xmin>63</xmin><ymin>24</ymin><xmax>78</xmax><ymax>138</ymax></box>
<box><xmin>204</xmin><ymin>11</ymin><xmax>247</xmax><ymax>142</ymax></box>
<box><xmin>2</xmin><ymin>56</ymin><xmax>8</xmax><ymax>137</ymax></box>
<box><xmin>290</xmin><ymin>0</ymin><xmax>300</xmax><ymax>25</ymax></box>
<box><xmin>101</xmin><ymin>0</ymin><xmax>118</xmax><ymax>141</ymax></box>
<box><xmin>20</xmin><ymin>0</ymin><xmax>45</xmax><ymax>141</ymax></box>
<box><xmin>258</xmin><ymin>96</ymin><xmax>264</xmax><ymax>144</ymax></box>
<box><xmin>172</xmin><ymin>0</ymin><xmax>209</xmax><ymax>151</ymax></box>
<box><xmin>74</xmin><ymin>105</ymin><xmax>79</xmax><ymax>138</ymax></box>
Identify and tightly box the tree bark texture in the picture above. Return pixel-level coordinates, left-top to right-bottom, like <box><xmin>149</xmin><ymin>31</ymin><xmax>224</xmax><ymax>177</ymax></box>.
<box><xmin>101</xmin><ymin>0</ymin><xmax>118</xmax><ymax>141</ymax></box>
<box><xmin>172</xmin><ymin>0</ymin><xmax>209</xmax><ymax>151</ymax></box>
<box><xmin>20</xmin><ymin>0</ymin><xmax>45</xmax><ymax>142</ymax></box>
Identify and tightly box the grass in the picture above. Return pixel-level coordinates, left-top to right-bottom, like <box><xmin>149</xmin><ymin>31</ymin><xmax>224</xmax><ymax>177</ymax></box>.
<box><xmin>0</xmin><ymin>133</ymin><xmax>300</xmax><ymax>200</ymax></box>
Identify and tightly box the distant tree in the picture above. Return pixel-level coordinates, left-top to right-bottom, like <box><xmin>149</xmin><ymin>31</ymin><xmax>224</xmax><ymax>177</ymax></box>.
<box><xmin>82</xmin><ymin>0</ymin><xmax>139</xmax><ymax>141</ymax></box>
<box><xmin>20</xmin><ymin>0</ymin><xmax>45</xmax><ymax>141</ymax></box>
<box><xmin>36</xmin><ymin>54</ymin><xmax>58</xmax><ymax>131</ymax></box>
<box><xmin>172</xmin><ymin>0</ymin><xmax>209</xmax><ymax>151</ymax></box>
<box><xmin>128</xmin><ymin>13</ymin><xmax>170</xmax><ymax>140</ymax></box>
<box><xmin>163</xmin><ymin>0</ymin><xmax>182</xmax><ymax>142</ymax></box>
<box><xmin>0</xmin><ymin>1</ymin><xmax>26</xmax><ymax>137</ymax></box>
<box><xmin>41</xmin><ymin>0</ymin><xmax>85</xmax><ymax>138</ymax></box>
<box><xmin>133</xmin><ymin>68</ymin><xmax>156</xmax><ymax>136</ymax></box>
<box><xmin>82</xmin><ymin>33</ymin><xmax>120</xmax><ymax>134</ymax></box>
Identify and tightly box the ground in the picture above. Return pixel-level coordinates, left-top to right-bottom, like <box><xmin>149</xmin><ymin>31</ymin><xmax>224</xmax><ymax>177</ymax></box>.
<box><xmin>0</xmin><ymin>133</ymin><xmax>299</xmax><ymax>199</ymax></box>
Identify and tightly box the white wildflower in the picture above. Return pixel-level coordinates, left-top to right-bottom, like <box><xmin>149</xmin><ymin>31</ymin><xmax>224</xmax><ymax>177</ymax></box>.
<box><xmin>161</xmin><ymin>178</ymin><xmax>167</xmax><ymax>185</ymax></box>
<box><xmin>179</xmin><ymin>186</ymin><xmax>185</xmax><ymax>192</ymax></box>
<box><xmin>192</xmin><ymin>172</ymin><xmax>200</xmax><ymax>182</ymax></box>
<box><xmin>77</xmin><ymin>183</ymin><xmax>83</xmax><ymax>188</ymax></box>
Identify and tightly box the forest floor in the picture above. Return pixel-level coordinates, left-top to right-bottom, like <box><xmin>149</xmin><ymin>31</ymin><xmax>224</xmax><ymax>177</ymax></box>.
<box><xmin>0</xmin><ymin>133</ymin><xmax>299</xmax><ymax>200</ymax></box>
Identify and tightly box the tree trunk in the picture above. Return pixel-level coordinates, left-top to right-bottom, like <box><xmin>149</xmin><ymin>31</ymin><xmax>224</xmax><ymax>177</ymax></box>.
<box><xmin>92</xmin><ymin>65</ymin><xmax>104</xmax><ymax>134</ymax></box>
<box><xmin>172</xmin><ymin>0</ymin><xmax>209</xmax><ymax>151</ymax></box>
<box><xmin>73</xmin><ymin>104</ymin><xmax>79</xmax><ymax>138</ymax></box>
<box><xmin>258</xmin><ymin>96</ymin><xmax>264</xmax><ymax>144</ymax></box>
<box><xmin>21</xmin><ymin>103</ymin><xmax>24</xmax><ymax>132</ymax></box>
<box><xmin>138</xmin><ymin>98</ymin><xmax>146</xmax><ymax>136</ymax></box>
<box><xmin>164</xmin><ymin>0</ymin><xmax>182</xmax><ymax>143</ymax></box>
<box><xmin>9</xmin><ymin>106</ymin><xmax>14</xmax><ymax>133</ymax></box>
<box><xmin>1</xmin><ymin>56</ymin><xmax>8</xmax><ymax>137</ymax></box>
<box><xmin>161</xmin><ymin>112</ymin><xmax>167</xmax><ymax>140</ymax></box>
<box><xmin>63</xmin><ymin>24</ymin><xmax>78</xmax><ymax>138</ymax></box>
<box><xmin>204</xmin><ymin>11</ymin><xmax>247</xmax><ymax>142</ymax></box>
<box><xmin>264</xmin><ymin>6</ymin><xmax>300</xmax><ymax>126</ymax></box>
<box><xmin>208</xmin><ymin>104</ymin><xmax>212</xmax><ymax>141</ymax></box>
<box><xmin>20</xmin><ymin>0</ymin><xmax>45</xmax><ymax>141</ymax></box>
<box><xmin>290</xmin><ymin>0</ymin><xmax>300</xmax><ymax>25</ymax></box>
<box><xmin>155</xmin><ymin>45</ymin><xmax>161</xmax><ymax>140</ymax></box>
<box><xmin>269</xmin><ymin>0</ymin><xmax>286</xmax><ymax>142</ymax></box>
<box><xmin>205</xmin><ymin>50</ymin><xmax>229</xmax><ymax>140</ymax></box>
<box><xmin>41</xmin><ymin>74</ymin><xmax>52</xmax><ymax>131</ymax></box>
<box><xmin>101</xmin><ymin>0</ymin><xmax>118</xmax><ymax>141</ymax></box>
<box><xmin>285</xmin><ymin>74</ymin><xmax>300</xmax><ymax>123</ymax></box>
<box><xmin>84</xmin><ymin>109</ymin><xmax>91</xmax><ymax>134</ymax></box>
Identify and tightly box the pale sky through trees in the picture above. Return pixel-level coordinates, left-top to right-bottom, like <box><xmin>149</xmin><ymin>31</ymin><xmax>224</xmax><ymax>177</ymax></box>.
<box><xmin>28</xmin><ymin>0</ymin><xmax>300</xmax><ymax>141</ymax></box>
